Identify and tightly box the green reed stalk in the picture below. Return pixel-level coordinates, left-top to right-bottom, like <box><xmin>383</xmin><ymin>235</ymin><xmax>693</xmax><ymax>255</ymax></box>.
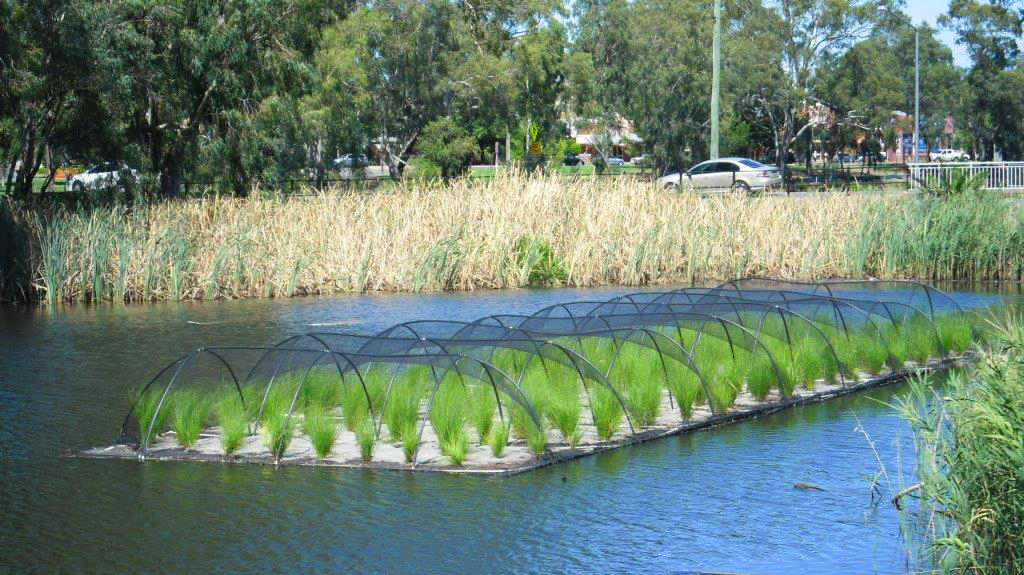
<box><xmin>171</xmin><ymin>390</ymin><xmax>212</xmax><ymax>449</ymax></box>
<box><xmin>214</xmin><ymin>393</ymin><xmax>249</xmax><ymax>455</ymax></box>
<box><xmin>303</xmin><ymin>404</ymin><xmax>339</xmax><ymax>459</ymax></box>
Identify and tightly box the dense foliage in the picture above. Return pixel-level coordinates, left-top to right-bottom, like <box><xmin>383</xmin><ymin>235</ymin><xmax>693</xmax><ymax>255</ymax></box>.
<box><xmin>1</xmin><ymin>0</ymin><xmax>1022</xmax><ymax>197</ymax></box>
<box><xmin>898</xmin><ymin>312</ymin><xmax>1024</xmax><ymax>572</ymax></box>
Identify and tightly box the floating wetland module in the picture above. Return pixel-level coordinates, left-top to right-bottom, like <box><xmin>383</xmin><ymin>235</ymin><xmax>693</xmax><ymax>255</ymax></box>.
<box><xmin>84</xmin><ymin>279</ymin><xmax>981</xmax><ymax>475</ymax></box>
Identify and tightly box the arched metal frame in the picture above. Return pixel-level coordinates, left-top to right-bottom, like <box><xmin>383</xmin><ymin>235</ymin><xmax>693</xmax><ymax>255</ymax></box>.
<box><xmin>119</xmin><ymin>279</ymin><xmax>967</xmax><ymax>464</ymax></box>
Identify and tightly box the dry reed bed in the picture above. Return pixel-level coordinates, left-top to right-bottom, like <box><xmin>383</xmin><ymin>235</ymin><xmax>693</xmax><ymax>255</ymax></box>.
<box><xmin>11</xmin><ymin>173</ymin><xmax>1024</xmax><ymax>302</ymax></box>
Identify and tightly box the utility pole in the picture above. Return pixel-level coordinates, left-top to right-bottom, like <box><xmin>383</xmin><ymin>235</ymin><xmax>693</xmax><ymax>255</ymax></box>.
<box><xmin>913</xmin><ymin>25</ymin><xmax>920</xmax><ymax>163</ymax></box>
<box><xmin>710</xmin><ymin>0</ymin><xmax>721</xmax><ymax>159</ymax></box>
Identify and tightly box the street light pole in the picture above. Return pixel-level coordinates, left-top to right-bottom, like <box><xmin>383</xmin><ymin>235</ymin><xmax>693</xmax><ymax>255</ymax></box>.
<box><xmin>880</xmin><ymin>7</ymin><xmax>920</xmax><ymax>163</ymax></box>
<box><xmin>710</xmin><ymin>0</ymin><xmax>721</xmax><ymax>159</ymax></box>
<box><xmin>913</xmin><ymin>25</ymin><xmax>920</xmax><ymax>163</ymax></box>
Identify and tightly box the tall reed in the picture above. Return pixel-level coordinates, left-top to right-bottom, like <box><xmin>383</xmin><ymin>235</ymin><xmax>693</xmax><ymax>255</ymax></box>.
<box><xmin>18</xmin><ymin>174</ymin><xmax>1024</xmax><ymax>304</ymax></box>
<box><xmin>170</xmin><ymin>390</ymin><xmax>212</xmax><ymax>449</ymax></box>
<box><xmin>894</xmin><ymin>315</ymin><xmax>1024</xmax><ymax>572</ymax></box>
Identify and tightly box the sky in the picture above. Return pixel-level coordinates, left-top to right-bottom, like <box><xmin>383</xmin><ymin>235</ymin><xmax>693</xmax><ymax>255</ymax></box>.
<box><xmin>905</xmin><ymin>0</ymin><xmax>972</xmax><ymax>67</ymax></box>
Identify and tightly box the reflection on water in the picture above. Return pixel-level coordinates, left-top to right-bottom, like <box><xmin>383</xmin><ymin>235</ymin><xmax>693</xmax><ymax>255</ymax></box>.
<box><xmin>0</xmin><ymin>285</ymin><xmax>1006</xmax><ymax>574</ymax></box>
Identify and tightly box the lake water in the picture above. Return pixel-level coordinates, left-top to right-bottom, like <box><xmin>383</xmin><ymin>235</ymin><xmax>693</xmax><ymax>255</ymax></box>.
<box><xmin>0</xmin><ymin>285</ymin><xmax>1010</xmax><ymax>574</ymax></box>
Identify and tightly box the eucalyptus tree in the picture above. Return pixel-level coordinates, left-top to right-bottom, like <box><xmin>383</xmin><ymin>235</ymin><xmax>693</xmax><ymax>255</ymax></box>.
<box><xmin>731</xmin><ymin>0</ymin><xmax>877</xmax><ymax>169</ymax></box>
<box><xmin>942</xmin><ymin>0</ymin><xmax>1024</xmax><ymax>159</ymax></box>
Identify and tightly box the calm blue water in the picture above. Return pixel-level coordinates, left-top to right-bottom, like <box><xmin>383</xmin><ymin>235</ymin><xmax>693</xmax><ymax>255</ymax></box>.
<box><xmin>0</xmin><ymin>285</ymin><xmax>1009</xmax><ymax>574</ymax></box>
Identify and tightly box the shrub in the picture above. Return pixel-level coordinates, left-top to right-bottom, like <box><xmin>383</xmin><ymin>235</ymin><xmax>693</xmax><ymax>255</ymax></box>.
<box><xmin>171</xmin><ymin>390</ymin><xmax>212</xmax><ymax>449</ymax></box>
<box><xmin>303</xmin><ymin>404</ymin><xmax>339</xmax><ymax>459</ymax></box>
<box><xmin>418</xmin><ymin>117</ymin><xmax>478</xmax><ymax>179</ymax></box>
<box><xmin>214</xmin><ymin>393</ymin><xmax>249</xmax><ymax>455</ymax></box>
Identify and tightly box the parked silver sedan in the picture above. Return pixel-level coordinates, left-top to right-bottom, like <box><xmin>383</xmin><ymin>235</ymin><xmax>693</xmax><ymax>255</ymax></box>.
<box><xmin>659</xmin><ymin>158</ymin><xmax>782</xmax><ymax>194</ymax></box>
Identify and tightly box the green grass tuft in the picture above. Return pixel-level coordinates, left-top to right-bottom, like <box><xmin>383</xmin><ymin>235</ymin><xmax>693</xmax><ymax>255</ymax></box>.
<box><xmin>303</xmin><ymin>404</ymin><xmax>339</xmax><ymax>459</ymax></box>
<box><xmin>341</xmin><ymin>379</ymin><xmax>371</xmax><ymax>431</ymax></box>
<box><xmin>261</xmin><ymin>408</ymin><xmax>296</xmax><ymax>460</ymax></box>
<box><xmin>441</xmin><ymin>432</ymin><xmax>469</xmax><ymax>465</ymax></box>
<box><xmin>354</xmin><ymin>419</ymin><xmax>377</xmax><ymax>461</ymax></box>
<box><xmin>488</xmin><ymin>424</ymin><xmax>509</xmax><ymax>458</ymax></box>
<box><xmin>591</xmin><ymin>386</ymin><xmax>624</xmax><ymax>440</ymax></box>
<box><xmin>665</xmin><ymin>369</ymin><xmax>702</xmax><ymax>420</ymax></box>
<box><xmin>214</xmin><ymin>393</ymin><xmax>249</xmax><ymax>455</ymax></box>
<box><xmin>467</xmin><ymin>385</ymin><xmax>497</xmax><ymax>444</ymax></box>
<box><xmin>546</xmin><ymin>376</ymin><xmax>582</xmax><ymax>446</ymax></box>
<box><xmin>133</xmin><ymin>387</ymin><xmax>171</xmax><ymax>446</ymax></box>
<box><xmin>384</xmin><ymin>374</ymin><xmax>425</xmax><ymax>442</ymax></box>
<box><xmin>400</xmin><ymin>422</ymin><xmax>421</xmax><ymax>463</ymax></box>
<box><xmin>171</xmin><ymin>390</ymin><xmax>212</xmax><ymax>449</ymax></box>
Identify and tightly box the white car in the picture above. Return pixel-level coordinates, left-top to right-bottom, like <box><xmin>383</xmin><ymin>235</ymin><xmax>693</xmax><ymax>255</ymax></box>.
<box><xmin>67</xmin><ymin>163</ymin><xmax>139</xmax><ymax>192</ymax></box>
<box><xmin>931</xmin><ymin>149</ymin><xmax>971</xmax><ymax>162</ymax></box>
<box><xmin>659</xmin><ymin>158</ymin><xmax>782</xmax><ymax>194</ymax></box>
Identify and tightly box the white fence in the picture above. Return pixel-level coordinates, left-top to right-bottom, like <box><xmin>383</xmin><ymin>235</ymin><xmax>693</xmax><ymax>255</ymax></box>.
<box><xmin>908</xmin><ymin>162</ymin><xmax>1024</xmax><ymax>191</ymax></box>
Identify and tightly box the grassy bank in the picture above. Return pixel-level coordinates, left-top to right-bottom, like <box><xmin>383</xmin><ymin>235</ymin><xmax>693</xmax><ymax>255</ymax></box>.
<box><xmin>2</xmin><ymin>172</ymin><xmax>1023</xmax><ymax>303</ymax></box>
<box><xmin>896</xmin><ymin>313</ymin><xmax>1024</xmax><ymax>572</ymax></box>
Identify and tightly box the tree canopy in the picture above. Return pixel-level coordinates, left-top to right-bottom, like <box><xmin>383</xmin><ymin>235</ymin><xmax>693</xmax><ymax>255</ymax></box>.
<box><xmin>2</xmin><ymin>0</ymin><xmax>1022</xmax><ymax>198</ymax></box>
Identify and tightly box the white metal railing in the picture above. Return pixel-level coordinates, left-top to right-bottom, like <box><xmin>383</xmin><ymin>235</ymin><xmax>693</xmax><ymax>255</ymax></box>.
<box><xmin>908</xmin><ymin>162</ymin><xmax>1024</xmax><ymax>191</ymax></box>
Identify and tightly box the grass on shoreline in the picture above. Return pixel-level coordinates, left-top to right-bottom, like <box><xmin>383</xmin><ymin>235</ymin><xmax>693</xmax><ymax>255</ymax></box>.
<box><xmin>6</xmin><ymin>172</ymin><xmax>1024</xmax><ymax>304</ymax></box>
<box><xmin>895</xmin><ymin>312</ymin><xmax>1024</xmax><ymax>573</ymax></box>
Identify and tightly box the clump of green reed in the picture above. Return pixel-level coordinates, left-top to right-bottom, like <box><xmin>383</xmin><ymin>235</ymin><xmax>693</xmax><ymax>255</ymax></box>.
<box><xmin>511</xmin><ymin>369</ymin><xmax>550</xmax><ymax>439</ymax></box>
<box><xmin>214</xmin><ymin>392</ymin><xmax>249</xmax><ymax>455</ymax></box>
<box><xmin>301</xmin><ymin>371</ymin><xmax>342</xmax><ymax>412</ymax></box>
<box><xmin>341</xmin><ymin>380</ymin><xmax>371</xmax><ymax>431</ymax></box>
<box><xmin>665</xmin><ymin>370</ymin><xmax>702</xmax><ymax>419</ymax></box>
<box><xmin>791</xmin><ymin>339</ymin><xmax>823</xmax><ymax>390</ymax></box>
<box><xmin>171</xmin><ymin>390</ymin><xmax>212</xmax><ymax>449</ymax></box>
<box><xmin>261</xmin><ymin>384</ymin><xmax>298</xmax><ymax>460</ymax></box>
<box><xmin>441</xmin><ymin>432</ymin><xmax>470</xmax><ymax>465</ymax></box>
<box><xmin>852</xmin><ymin>333</ymin><xmax>889</xmax><ymax>375</ymax></box>
<box><xmin>488</xmin><ymin>424</ymin><xmax>509</xmax><ymax>458</ymax></box>
<box><xmin>546</xmin><ymin>377</ymin><xmax>583</xmax><ymax>446</ymax></box>
<box><xmin>467</xmin><ymin>385</ymin><xmax>497</xmax><ymax>444</ymax></box>
<box><xmin>354</xmin><ymin>419</ymin><xmax>377</xmax><ymax>462</ymax></box>
<box><xmin>905</xmin><ymin>324</ymin><xmax>938</xmax><ymax>364</ymax></box>
<box><xmin>591</xmin><ymin>386</ymin><xmax>624</xmax><ymax>440</ymax></box>
<box><xmin>894</xmin><ymin>344</ymin><xmax>1024</xmax><ymax>572</ymax></box>
<box><xmin>745</xmin><ymin>355</ymin><xmax>776</xmax><ymax>401</ymax></box>
<box><xmin>609</xmin><ymin>345</ymin><xmax>665</xmax><ymax>426</ymax></box>
<box><xmin>400</xmin><ymin>422</ymin><xmax>421</xmax><ymax>463</ymax></box>
<box><xmin>384</xmin><ymin>375</ymin><xmax>425</xmax><ymax>442</ymax></box>
<box><xmin>525</xmin><ymin>420</ymin><xmax>548</xmax><ymax>456</ymax></box>
<box><xmin>132</xmin><ymin>387</ymin><xmax>171</xmax><ymax>446</ymax></box>
<box><xmin>428</xmin><ymin>379</ymin><xmax>470</xmax><ymax>462</ymax></box>
<box><xmin>707</xmin><ymin>361</ymin><xmax>743</xmax><ymax>411</ymax></box>
<box><xmin>362</xmin><ymin>366</ymin><xmax>391</xmax><ymax>413</ymax></box>
<box><xmin>303</xmin><ymin>404</ymin><xmax>339</xmax><ymax>459</ymax></box>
